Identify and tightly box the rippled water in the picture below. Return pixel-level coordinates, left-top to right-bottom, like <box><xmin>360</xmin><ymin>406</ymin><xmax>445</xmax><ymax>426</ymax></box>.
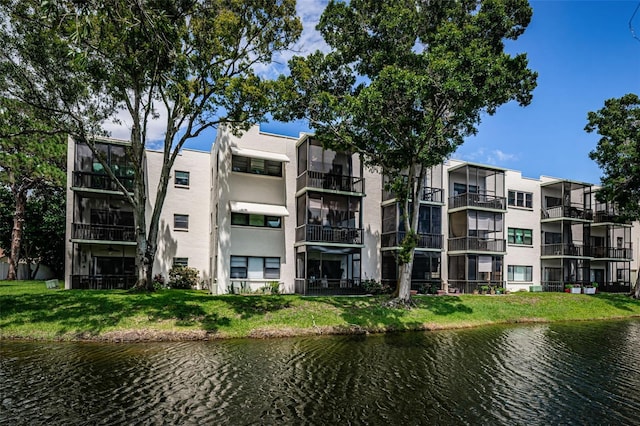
<box><xmin>2</xmin><ymin>320</ymin><xmax>640</xmax><ymax>425</ymax></box>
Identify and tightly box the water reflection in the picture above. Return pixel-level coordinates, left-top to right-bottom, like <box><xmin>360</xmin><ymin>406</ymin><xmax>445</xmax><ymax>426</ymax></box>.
<box><xmin>2</xmin><ymin>320</ymin><xmax>640</xmax><ymax>425</ymax></box>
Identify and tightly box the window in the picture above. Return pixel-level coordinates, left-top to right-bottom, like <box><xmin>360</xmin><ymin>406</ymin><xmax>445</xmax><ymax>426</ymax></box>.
<box><xmin>508</xmin><ymin>228</ymin><xmax>532</xmax><ymax>245</ymax></box>
<box><xmin>230</xmin><ymin>256</ymin><xmax>248</xmax><ymax>278</ymax></box>
<box><xmin>232</xmin><ymin>155</ymin><xmax>282</xmax><ymax>177</ymax></box>
<box><xmin>174</xmin><ymin>214</ymin><xmax>189</xmax><ymax>230</ymax></box>
<box><xmin>264</xmin><ymin>258</ymin><xmax>281</xmax><ymax>279</ymax></box>
<box><xmin>508</xmin><ymin>190</ymin><xmax>533</xmax><ymax>208</ymax></box>
<box><xmin>230</xmin><ymin>256</ymin><xmax>280</xmax><ymax>279</ymax></box>
<box><xmin>175</xmin><ymin>171</ymin><xmax>190</xmax><ymax>187</ymax></box>
<box><xmin>508</xmin><ymin>265</ymin><xmax>533</xmax><ymax>281</ymax></box>
<box><xmin>454</xmin><ymin>183</ymin><xmax>478</xmax><ymax>195</ymax></box>
<box><xmin>173</xmin><ymin>257</ymin><xmax>188</xmax><ymax>267</ymax></box>
<box><xmin>231</xmin><ymin>213</ymin><xmax>282</xmax><ymax>228</ymax></box>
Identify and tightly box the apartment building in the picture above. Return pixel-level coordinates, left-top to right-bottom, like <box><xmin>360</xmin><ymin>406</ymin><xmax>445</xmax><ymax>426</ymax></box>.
<box><xmin>64</xmin><ymin>137</ymin><xmax>210</xmax><ymax>290</ymax></box>
<box><xmin>64</xmin><ymin>126</ymin><xmax>639</xmax><ymax>294</ymax></box>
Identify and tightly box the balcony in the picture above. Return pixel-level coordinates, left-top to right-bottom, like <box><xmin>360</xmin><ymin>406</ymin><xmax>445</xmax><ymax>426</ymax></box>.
<box><xmin>448</xmin><ymin>237</ymin><xmax>506</xmax><ymax>253</ymax></box>
<box><xmin>449</xmin><ymin>193</ymin><xmax>506</xmax><ymax>210</ymax></box>
<box><xmin>590</xmin><ymin>246</ymin><xmax>633</xmax><ymax>260</ymax></box>
<box><xmin>294</xmin><ymin>278</ymin><xmax>365</xmax><ymax>296</ymax></box>
<box><xmin>381</xmin><ymin>232</ymin><xmax>443</xmax><ymax>250</ymax></box>
<box><xmin>593</xmin><ymin>210</ymin><xmax>631</xmax><ymax>225</ymax></box>
<box><xmin>72</xmin><ymin>223</ymin><xmax>136</xmax><ymax>242</ymax></box>
<box><xmin>296</xmin><ymin>171</ymin><xmax>364</xmax><ymax>193</ymax></box>
<box><xmin>71</xmin><ymin>274</ymin><xmax>136</xmax><ymax>290</ymax></box>
<box><xmin>383</xmin><ymin>186</ymin><xmax>444</xmax><ymax>203</ymax></box>
<box><xmin>296</xmin><ymin>224</ymin><xmax>363</xmax><ymax>244</ymax></box>
<box><xmin>73</xmin><ymin>171</ymin><xmax>134</xmax><ymax>193</ymax></box>
<box><xmin>448</xmin><ymin>280</ymin><xmax>505</xmax><ymax>294</ymax></box>
<box><xmin>541</xmin><ymin>243</ymin><xmax>588</xmax><ymax>257</ymax></box>
<box><xmin>541</xmin><ymin>203</ymin><xmax>593</xmax><ymax>221</ymax></box>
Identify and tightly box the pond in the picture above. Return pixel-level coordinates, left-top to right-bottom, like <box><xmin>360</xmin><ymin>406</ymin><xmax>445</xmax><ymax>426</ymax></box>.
<box><xmin>2</xmin><ymin>320</ymin><xmax>640</xmax><ymax>425</ymax></box>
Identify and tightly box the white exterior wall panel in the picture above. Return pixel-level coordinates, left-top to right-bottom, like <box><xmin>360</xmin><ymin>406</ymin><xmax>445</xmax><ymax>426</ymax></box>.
<box><xmin>504</xmin><ymin>170</ymin><xmax>542</xmax><ymax>292</ymax></box>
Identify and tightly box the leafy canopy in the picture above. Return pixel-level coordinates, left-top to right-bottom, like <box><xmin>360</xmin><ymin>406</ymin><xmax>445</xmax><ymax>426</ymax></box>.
<box><xmin>278</xmin><ymin>0</ymin><xmax>538</xmax><ymax>174</ymax></box>
<box><xmin>586</xmin><ymin>93</ymin><xmax>640</xmax><ymax>220</ymax></box>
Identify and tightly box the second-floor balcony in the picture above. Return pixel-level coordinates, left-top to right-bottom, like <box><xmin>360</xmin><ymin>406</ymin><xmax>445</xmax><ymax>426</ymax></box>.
<box><xmin>296</xmin><ymin>224</ymin><xmax>363</xmax><ymax>245</ymax></box>
<box><xmin>593</xmin><ymin>209</ymin><xmax>631</xmax><ymax>225</ymax></box>
<box><xmin>381</xmin><ymin>232</ymin><xmax>443</xmax><ymax>250</ymax></box>
<box><xmin>541</xmin><ymin>203</ymin><xmax>593</xmax><ymax>221</ymax></box>
<box><xmin>297</xmin><ymin>170</ymin><xmax>364</xmax><ymax>194</ymax></box>
<box><xmin>449</xmin><ymin>193</ymin><xmax>506</xmax><ymax>210</ymax></box>
<box><xmin>72</xmin><ymin>223</ymin><xmax>136</xmax><ymax>242</ymax></box>
<box><xmin>73</xmin><ymin>171</ymin><xmax>134</xmax><ymax>193</ymax></box>
<box><xmin>590</xmin><ymin>246</ymin><xmax>633</xmax><ymax>260</ymax></box>
<box><xmin>448</xmin><ymin>237</ymin><xmax>506</xmax><ymax>253</ymax></box>
<box><xmin>383</xmin><ymin>186</ymin><xmax>444</xmax><ymax>203</ymax></box>
<box><xmin>541</xmin><ymin>243</ymin><xmax>588</xmax><ymax>257</ymax></box>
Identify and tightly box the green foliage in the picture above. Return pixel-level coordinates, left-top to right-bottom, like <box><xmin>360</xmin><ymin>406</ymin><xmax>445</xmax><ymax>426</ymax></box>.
<box><xmin>1</xmin><ymin>0</ymin><xmax>301</xmax><ymax>288</ymax></box>
<box><xmin>152</xmin><ymin>274</ymin><xmax>166</xmax><ymax>290</ymax></box>
<box><xmin>0</xmin><ymin>186</ymin><xmax>65</xmax><ymax>278</ymax></box>
<box><xmin>277</xmin><ymin>0</ymin><xmax>537</xmax><ymax>297</ymax></box>
<box><xmin>361</xmin><ymin>279</ymin><xmax>393</xmax><ymax>295</ymax></box>
<box><xmin>168</xmin><ymin>266</ymin><xmax>200</xmax><ymax>290</ymax></box>
<box><xmin>586</xmin><ymin>93</ymin><xmax>640</xmax><ymax>221</ymax></box>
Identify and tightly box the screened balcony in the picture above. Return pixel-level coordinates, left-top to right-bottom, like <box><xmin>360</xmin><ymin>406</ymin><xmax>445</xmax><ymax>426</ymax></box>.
<box><xmin>541</xmin><ymin>179</ymin><xmax>593</xmax><ymax>221</ymax></box>
<box><xmin>72</xmin><ymin>223</ymin><xmax>136</xmax><ymax>242</ymax></box>
<box><xmin>73</xmin><ymin>171</ymin><xmax>134</xmax><ymax>193</ymax></box>
<box><xmin>381</xmin><ymin>232</ymin><xmax>443</xmax><ymax>250</ymax></box>
<box><xmin>448</xmin><ymin>237</ymin><xmax>506</xmax><ymax>253</ymax></box>
<box><xmin>296</xmin><ymin>224</ymin><xmax>363</xmax><ymax>244</ymax></box>
<box><xmin>448</xmin><ymin>163</ymin><xmax>506</xmax><ymax>211</ymax></box>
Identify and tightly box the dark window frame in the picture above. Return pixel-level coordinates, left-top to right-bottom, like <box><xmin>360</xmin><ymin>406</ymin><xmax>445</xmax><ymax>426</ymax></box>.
<box><xmin>175</xmin><ymin>170</ymin><xmax>190</xmax><ymax>187</ymax></box>
<box><xmin>231</xmin><ymin>154</ymin><xmax>282</xmax><ymax>177</ymax></box>
<box><xmin>231</xmin><ymin>213</ymin><xmax>282</xmax><ymax>228</ymax></box>
<box><xmin>508</xmin><ymin>227</ymin><xmax>533</xmax><ymax>245</ymax></box>
<box><xmin>508</xmin><ymin>265</ymin><xmax>533</xmax><ymax>281</ymax></box>
<box><xmin>172</xmin><ymin>257</ymin><xmax>189</xmax><ymax>267</ymax></box>
<box><xmin>174</xmin><ymin>214</ymin><xmax>189</xmax><ymax>230</ymax></box>
<box><xmin>508</xmin><ymin>190</ymin><xmax>533</xmax><ymax>208</ymax></box>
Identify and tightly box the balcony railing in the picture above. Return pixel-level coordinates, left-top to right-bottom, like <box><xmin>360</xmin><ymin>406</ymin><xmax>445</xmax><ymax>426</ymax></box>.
<box><xmin>593</xmin><ymin>210</ymin><xmax>631</xmax><ymax>224</ymax></box>
<box><xmin>541</xmin><ymin>243</ymin><xmax>588</xmax><ymax>257</ymax></box>
<box><xmin>73</xmin><ymin>171</ymin><xmax>134</xmax><ymax>192</ymax></box>
<box><xmin>294</xmin><ymin>278</ymin><xmax>365</xmax><ymax>296</ymax></box>
<box><xmin>71</xmin><ymin>274</ymin><xmax>136</xmax><ymax>290</ymax></box>
<box><xmin>590</xmin><ymin>246</ymin><xmax>633</xmax><ymax>259</ymax></box>
<box><xmin>447</xmin><ymin>237</ymin><xmax>505</xmax><ymax>253</ymax></box>
<box><xmin>541</xmin><ymin>203</ymin><xmax>593</xmax><ymax>220</ymax></box>
<box><xmin>383</xmin><ymin>186</ymin><xmax>444</xmax><ymax>203</ymax></box>
<box><xmin>448</xmin><ymin>280</ymin><xmax>505</xmax><ymax>294</ymax></box>
<box><xmin>381</xmin><ymin>232</ymin><xmax>443</xmax><ymax>249</ymax></box>
<box><xmin>296</xmin><ymin>224</ymin><xmax>363</xmax><ymax>244</ymax></box>
<box><xmin>449</xmin><ymin>193</ymin><xmax>506</xmax><ymax>210</ymax></box>
<box><xmin>72</xmin><ymin>223</ymin><xmax>136</xmax><ymax>242</ymax></box>
<box><xmin>296</xmin><ymin>170</ymin><xmax>364</xmax><ymax>193</ymax></box>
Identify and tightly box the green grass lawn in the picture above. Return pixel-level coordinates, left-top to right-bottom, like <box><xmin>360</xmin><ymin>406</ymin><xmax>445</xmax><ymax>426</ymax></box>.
<box><xmin>2</xmin><ymin>280</ymin><xmax>640</xmax><ymax>341</ymax></box>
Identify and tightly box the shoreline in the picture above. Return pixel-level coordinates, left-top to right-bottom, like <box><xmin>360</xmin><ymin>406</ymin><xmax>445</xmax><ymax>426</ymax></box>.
<box><xmin>3</xmin><ymin>315</ymin><xmax>639</xmax><ymax>344</ymax></box>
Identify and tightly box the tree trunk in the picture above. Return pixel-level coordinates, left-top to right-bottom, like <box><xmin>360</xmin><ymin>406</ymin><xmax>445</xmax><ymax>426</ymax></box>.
<box><xmin>395</xmin><ymin>164</ymin><xmax>426</xmax><ymax>303</ymax></box>
<box><xmin>7</xmin><ymin>189</ymin><xmax>26</xmax><ymax>281</ymax></box>
<box><xmin>397</xmin><ymin>259</ymin><xmax>413</xmax><ymax>302</ymax></box>
<box><xmin>634</xmin><ymin>267</ymin><xmax>640</xmax><ymax>299</ymax></box>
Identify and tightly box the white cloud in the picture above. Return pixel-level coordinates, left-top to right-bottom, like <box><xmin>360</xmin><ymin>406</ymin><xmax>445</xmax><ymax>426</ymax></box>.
<box><xmin>453</xmin><ymin>148</ymin><xmax>518</xmax><ymax>166</ymax></box>
<box><xmin>101</xmin><ymin>104</ymin><xmax>171</xmax><ymax>147</ymax></box>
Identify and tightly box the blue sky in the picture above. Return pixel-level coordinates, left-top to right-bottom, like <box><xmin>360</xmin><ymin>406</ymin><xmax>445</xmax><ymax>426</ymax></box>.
<box><xmin>109</xmin><ymin>1</ymin><xmax>640</xmax><ymax>185</ymax></box>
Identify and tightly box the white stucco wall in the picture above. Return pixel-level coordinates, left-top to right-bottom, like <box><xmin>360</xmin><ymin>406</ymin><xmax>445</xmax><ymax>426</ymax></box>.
<box><xmin>212</xmin><ymin>126</ymin><xmax>297</xmax><ymax>293</ymax></box>
<box><xmin>504</xmin><ymin>170</ymin><xmax>542</xmax><ymax>292</ymax></box>
<box><xmin>146</xmin><ymin>148</ymin><xmax>211</xmax><ymax>287</ymax></box>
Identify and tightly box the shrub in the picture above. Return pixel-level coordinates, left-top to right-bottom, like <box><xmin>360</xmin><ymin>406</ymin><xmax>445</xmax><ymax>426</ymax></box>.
<box><xmin>361</xmin><ymin>279</ymin><xmax>392</xmax><ymax>295</ymax></box>
<box><xmin>168</xmin><ymin>266</ymin><xmax>200</xmax><ymax>289</ymax></box>
<box><xmin>152</xmin><ymin>274</ymin><xmax>166</xmax><ymax>290</ymax></box>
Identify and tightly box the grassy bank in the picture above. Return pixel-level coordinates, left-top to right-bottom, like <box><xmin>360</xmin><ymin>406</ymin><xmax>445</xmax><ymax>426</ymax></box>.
<box><xmin>2</xmin><ymin>281</ymin><xmax>640</xmax><ymax>341</ymax></box>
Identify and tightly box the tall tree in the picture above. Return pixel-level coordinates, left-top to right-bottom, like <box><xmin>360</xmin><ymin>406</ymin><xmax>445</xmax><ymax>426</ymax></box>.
<box><xmin>277</xmin><ymin>0</ymin><xmax>537</xmax><ymax>302</ymax></box>
<box><xmin>0</xmin><ymin>99</ymin><xmax>66</xmax><ymax>280</ymax></box>
<box><xmin>585</xmin><ymin>93</ymin><xmax>640</xmax><ymax>298</ymax></box>
<box><xmin>0</xmin><ymin>186</ymin><xmax>66</xmax><ymax>279</ymax></box>
<box><xmin>1</xmin><ymin>0</ymin><xmax>301</xmax><ymax>289</ymax></box>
